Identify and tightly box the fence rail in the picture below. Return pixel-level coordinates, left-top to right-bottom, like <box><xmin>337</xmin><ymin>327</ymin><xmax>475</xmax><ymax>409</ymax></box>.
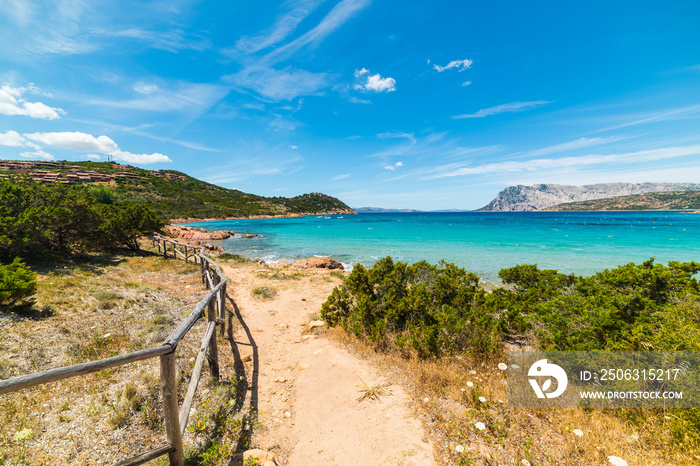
<box><xmin>0</xmin><ymin>235</ymin><xmax>229</xmax><ymax>466</ymax></box>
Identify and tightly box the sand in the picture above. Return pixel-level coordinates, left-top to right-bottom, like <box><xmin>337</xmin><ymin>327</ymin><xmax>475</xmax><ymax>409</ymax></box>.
<box><xmin>220</xmin><ymin>262</ymin><xmax>435</xmax><ymax>465</ymax></box>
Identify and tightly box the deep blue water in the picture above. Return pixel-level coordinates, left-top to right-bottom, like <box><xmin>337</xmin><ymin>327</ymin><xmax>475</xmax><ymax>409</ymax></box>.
<box><xmin>183</xmin><ymin>212</ymin><xmax>700</xmax><ymax>283</ymax></box>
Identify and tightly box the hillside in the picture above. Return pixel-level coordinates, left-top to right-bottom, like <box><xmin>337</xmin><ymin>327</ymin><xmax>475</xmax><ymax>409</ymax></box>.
<box><xmin>0</xmin><ymin>160</ymin><xmax>355</xmax><ymax>220</ymax></box>
<box><xmin>478</xmin><ymin>182</ymin><xmax>700</xmax><ymax>211</ymax></box>
<box><xmin>546</xmin><ymin>190</ymin><xmax>700</xmax><ymax>211</ymax></box>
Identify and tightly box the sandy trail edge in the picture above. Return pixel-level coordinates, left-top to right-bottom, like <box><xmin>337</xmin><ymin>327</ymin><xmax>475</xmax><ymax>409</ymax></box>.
<box><xmin>221</xmin><ymin>263</ymin><xmax>435</xmax><ymax>466</ymax></box>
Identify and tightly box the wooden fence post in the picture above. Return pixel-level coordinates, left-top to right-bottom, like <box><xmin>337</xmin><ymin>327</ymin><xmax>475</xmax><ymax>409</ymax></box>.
<box><xmin>206</xmin><ymin>298</ymin><xmax>220</xmax><ymax>380</ymax></box>
<box><xmin>160</xmin><ymin>352</ymin><xmax>184</xmax><ymax>466</ymax></box>
<box><xmin>219</xmin><ymin>282</ymin><xmax>226</xmax><ymax>337</ymax></box>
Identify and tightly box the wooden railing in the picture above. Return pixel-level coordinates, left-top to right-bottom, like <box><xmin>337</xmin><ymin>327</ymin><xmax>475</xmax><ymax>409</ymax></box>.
<box><xmin>0</xmin><ymin>236</ymin><xmax>229</xmax><ymax>466</ymax></box>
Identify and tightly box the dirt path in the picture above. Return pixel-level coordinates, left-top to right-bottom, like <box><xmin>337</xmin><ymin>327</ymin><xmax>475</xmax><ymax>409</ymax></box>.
<box><xmin>220</xmin><ymin>263</ymin><xmax>435</xmax><ymax>466</ymax></box>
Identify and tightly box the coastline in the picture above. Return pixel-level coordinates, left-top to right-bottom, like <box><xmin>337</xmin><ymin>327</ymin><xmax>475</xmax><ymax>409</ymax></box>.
<box><xmin>170</xmin><ymin>209</ymin><xmax>357</xmax><ymax>224</ymax></box>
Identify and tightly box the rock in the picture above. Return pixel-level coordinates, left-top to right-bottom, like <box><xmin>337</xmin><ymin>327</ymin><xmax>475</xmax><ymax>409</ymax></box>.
<box><xmin>291</xmin><ymin>257</ymin><xmax>344</xmax><ymax>270</ymax></box>
<box><xmin>284</xmin><ymin>411</ymin><xmax>292</xmax><ymax>418</ymax></box>
<box><xmin>297</xmin><ymin>362</ymin><xmax>310</xmax><ymax>370</ymax></box>
<box><xmin>241</xmin><ymin>234</ymin><xmax>263</xmax><ymax>238</ymax></box>
<box><xmin>276</xmin><ymin>377</ymin><xmax>286</xmax><ymax>383</ymax></box>
<box><xmin>241</xmin><ymin>354</ymin><xmax>252</xmax><ymax>362</ymax></box>
<box><xmin>303</xmin><ymin>320</ymin><xmax>325</xmax><ymax>333</ymax></box>
<box><xmin>229</xmin><ymin>449</ymin><xmax>275</xmax><ymax>464</ymax></box>
<box><xmin>264</xmin><ymin>461</ymin><xmax>276</xmax><ymax>466</ymax></box>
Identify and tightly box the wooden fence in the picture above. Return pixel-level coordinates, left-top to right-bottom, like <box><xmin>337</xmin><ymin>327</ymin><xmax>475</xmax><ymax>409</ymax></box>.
<box><xmin>0</xmin><ymin>236</ymin><xmax>229</xmax><ymax>466</ymax></box>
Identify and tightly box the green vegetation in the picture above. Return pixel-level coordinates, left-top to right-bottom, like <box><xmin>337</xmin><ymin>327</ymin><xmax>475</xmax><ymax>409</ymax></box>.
<box><xmin>548</xmin><ymin>190</ymin><xmax>700</xmax><ymax>211</ymax></box>
<box><xmin>0</xmin><ymin>176</ymin><xmax>165</xmax><ymax>262</ymax></box>
<box><xmin>6</xmin><ymin>160</ymin><xmax>354</xmax><ymax>219</ymax></box>
<box><xmin>0</xmin><ymin>258</ymin><xmax>36</xmax><ymax>310</ymax></box>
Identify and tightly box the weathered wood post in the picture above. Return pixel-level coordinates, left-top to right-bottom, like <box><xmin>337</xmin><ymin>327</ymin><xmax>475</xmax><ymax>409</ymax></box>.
<box><xmin>200</xmin><ymin>254</ymin><xmax>206</xmax><ymax>285</ymax></box>
<box><xmin>206</xmin><ymin>298</ymin><xmax>220</xmax><ymax>380</ymax></box>
<box><xmin>219</xmin><ymin>282</ymin><xmax>226</xmax><ymax>337</ymax></box>
<box><xmin>160</xmin><ymin>352</ymin><xmax>184</xmax><ymax>466</ymax></box>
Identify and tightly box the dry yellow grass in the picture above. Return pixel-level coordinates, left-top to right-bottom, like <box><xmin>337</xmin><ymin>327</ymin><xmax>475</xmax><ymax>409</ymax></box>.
<box><xmin>327</xmin><ymin>327</ymin><xmax>700</xmax><ymax>466</ymax></box>
<box><xmin>0</xmin><ymin>252</ymin><xmax>243</xmax><ymax>465</ymax></box>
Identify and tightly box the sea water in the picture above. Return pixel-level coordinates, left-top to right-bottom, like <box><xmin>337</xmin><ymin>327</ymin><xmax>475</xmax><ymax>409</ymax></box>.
<box><xmin>182</xmin><ymin>212</ymin><xmax>700</xmax><ymax>283</ymax></box>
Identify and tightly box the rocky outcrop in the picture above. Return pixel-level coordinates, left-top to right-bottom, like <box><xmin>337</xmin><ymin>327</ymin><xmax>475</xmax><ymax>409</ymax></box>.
<box><xmin>270</xmin><ymin>257</ymin><xmax>344</xmax><ymax>270</ymax></box>
<box><xmin>164</xmin><ymin>224</ymin><xmax>235</xmax><ymax>241</ymax></box>
<box><xmin>479</xmin><ymin>182</ymin><xmax>700</xmax><ymax>211</ymax></box>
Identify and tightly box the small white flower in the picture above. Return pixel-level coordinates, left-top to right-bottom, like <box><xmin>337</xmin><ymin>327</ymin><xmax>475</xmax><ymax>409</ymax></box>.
<box><xmin>14</xmin><ymin>428</ymin><xmax>32</xmax><ymax>442</ymax></box>
<box><xmin>469</xmin><ymin>370</ymin><xmax>477</xmax><ymax>375</ymax></box>
<box><xmin>467</xmin><ymin>381</ymin><xmax>474</xmax><ymax>387</ymax></box>
<box><xmin>455</xmin><ymin>445</ymin><xmax>465</xmax><ymax>453</ymax></box>
<box><xmin>497</xmin><ymin>399</ymin><xmax>504</xmax><ymax>404</ymax></box>
<box><xmin>460</xmin><ymin>388</ymin><xmax>466</xmax><ymax>392</ymax></box>
<box><xmin>479</xmin><ymin>396</ymin><xmax>486</xmax><ymax>403</ymax></box>
<box><xmin>573</xmin><ymin>429</ymin><xmax>583</xmax><ymax>437</ymax></box>
<box><xmin>498</xmin><ymin>363</ymin><xmax>508</xmax><ymax>370</ymax></box>
<box><xmin>474</xmin><ymin>421</ymin><xmax>486</xmax><ymax>431</ymax></box>
<box><xmin>608</xmin><ymin>456</ymin><xmax>628</xmax><ymax>466</ymax></box>
<box><xmin>423</xmin><ymin>397</ymin><xmax>429</xmax><ymax>403</ymax></box>
<box><xmin>521</xmin><ymin>460</ymin><xmax>531</xmax><ymax>466</ymax></box>
<box><xmin>102</xmin><ymin>333</ymin><xmax>111</xmax><ymax>338</ymax></box>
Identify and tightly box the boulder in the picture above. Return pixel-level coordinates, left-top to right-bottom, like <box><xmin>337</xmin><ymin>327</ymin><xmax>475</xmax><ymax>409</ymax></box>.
<box><xmin>291</xmin><ymin>257</ymin><xmax>344</xmax><ymax>270</ymax></box>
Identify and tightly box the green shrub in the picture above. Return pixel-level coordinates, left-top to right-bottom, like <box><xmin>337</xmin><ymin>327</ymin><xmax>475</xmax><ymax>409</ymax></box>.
<box><xmin>321</xmin><ymin>257</ymin><xmax>509</xmax><ymax>359</ymax></box>
<box><xmin>0</xmin><ymin>258</ymin><xmax>37</xmax><ymax>309</ymax></box>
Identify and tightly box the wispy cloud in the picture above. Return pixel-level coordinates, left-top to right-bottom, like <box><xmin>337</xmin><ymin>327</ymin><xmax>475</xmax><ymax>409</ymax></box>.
<box><xmin>89</xmin><ymin>81</ymin><xmax>229</xmax><ymax>113</ymax></box>
<box><xmin>331</xmin><ymin>173</ymin><xmax>351</xmax><ymax>180</ymax></box>
<box><xmin>452</xmin><ymin>100</ymin><xmax>551</xmax><ymax>119</ymax></box>
<box><xmin>377</xmin><ymin>131</ymin><xmax>416</xmax><ymax>145</ymax></box>
<box><xmin>426</xmin><ymin>144</ymin><xmax>700</xmax><ymax>178</ymax></box>
<box><xmin>0</xmin><ymin>130</ymin><xmax>39</xmax><ymax>148</ymax></box>
<box><xmin>521</xmin><ymin>136</ymin><xmax>626</xmax><ymax>158</ymax></box>
<box><xmin>91</xmin><ymin>28</ymin><xmax>210</xmax><ymax>53</ymax></box>
<box><xmin>596</xmin><ymin>104</ymin><xmax>700</xmax><ymax>132</ymax></box>
<box><xmin>433</xmin><ymin>58</ymin><xmax>472</xmax><ymax>72</ymax></box>
<box><xmin>233</xmin><ymin>0</ymin><xmax>326</xmax><ymax>55</ymax></box>
<box><xmin>23</xmin><ymin>131</ymin><xmax>172</xmax><ymax>164</ymax></box>
<box><xmin>349</xmin><ymin>96</ymin><xmax>371</xmax><ymax>104</ymax></box>
<box><xmin>228</xmin><ymin>67</ymin><xmax>328</xmax><ymax>101</ymax></box>
<box><xmin>0</xmin><ymin>84</ymin><xmax>64</xmax><ymax>119</ymax></box>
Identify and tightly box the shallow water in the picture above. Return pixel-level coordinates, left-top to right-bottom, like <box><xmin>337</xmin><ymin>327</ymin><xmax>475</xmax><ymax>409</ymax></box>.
<box><xmin>183</xmin><ymin>211</ymin><xmax>700</xmax><ymax>283</ymax></box>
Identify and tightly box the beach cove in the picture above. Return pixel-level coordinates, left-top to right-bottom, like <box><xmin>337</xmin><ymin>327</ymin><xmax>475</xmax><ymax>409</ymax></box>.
<box><xmin>182</xmin><ymin>211</ymin><xmax>700</xmax><ymax>283</ymax></box>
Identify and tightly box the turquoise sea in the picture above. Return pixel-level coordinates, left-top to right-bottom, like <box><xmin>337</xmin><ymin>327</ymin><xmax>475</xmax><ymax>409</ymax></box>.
<box><xmin>183</xmin><ymin>212</ymin><xmax>700</xmax><ymax>283</ymax></box>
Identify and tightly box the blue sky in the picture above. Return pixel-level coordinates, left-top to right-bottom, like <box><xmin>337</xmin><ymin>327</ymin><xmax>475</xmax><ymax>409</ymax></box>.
<box><xmin>1</xmin><ymin>0</ymin><xmax>699</xmax><ymax>210</ymax></box>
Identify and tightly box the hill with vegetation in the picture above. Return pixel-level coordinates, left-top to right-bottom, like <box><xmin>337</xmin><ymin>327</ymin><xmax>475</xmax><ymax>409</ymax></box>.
<box><xmin>546</xmin><ymin>190</ymin><xmax>700</xmax><ymax>211</ymax></box>
<box><xmin>0</xmin><ymin>160</ymin><xmax>355</xmax><ymax>220</ymax></box>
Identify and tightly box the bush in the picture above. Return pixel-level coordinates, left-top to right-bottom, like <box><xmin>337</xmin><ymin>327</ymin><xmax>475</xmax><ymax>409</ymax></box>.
<box><xmin>321</xmin><ymin>257</ymin><xmax>509</xmax><ymax>359</ymax></box>
<box><xmin>0</xmin><ymin>258</ymin><xmax>37</xmax><ymax>308</ymax></box>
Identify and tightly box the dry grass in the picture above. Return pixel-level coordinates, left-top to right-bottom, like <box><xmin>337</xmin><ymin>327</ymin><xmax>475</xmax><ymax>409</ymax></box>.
<box><xmin>327</xmin><ymin>327</ymin><xmax>700</xmax><ymax>466</ymax></box>
<box><xmin>355</xmin><ymin>375</ymin><xmax>393</xmax><ymax>403</ymax></box>
<box><xmin>0</xmin><ymin>251</ymin><xmax>243</xmax><ymax>465</ymax></box>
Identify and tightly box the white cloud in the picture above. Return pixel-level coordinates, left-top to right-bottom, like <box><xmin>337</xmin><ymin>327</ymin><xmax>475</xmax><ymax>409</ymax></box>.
<box><xmin>355</xmin><ymin>71</ymin><xmax>396</xmax><ymax>93</ymax></box>
<box><xmin>20</xmin><ymin>150</ymin><xmax>53</xmax><ymax>160</ymax></box>
<box><xmin>354</xmin><ymin>68</ymin><xmax>369</xmax><ymax>77</ymax></box>
<box><xmin>0</xmin><ymin>84</ymin><xmax>64</xmax><ymax>119</ymax></box>
<box><xmin>384</xmin><ymin>161</ymin><xmax>404</xmax><ymax>171</ymax></box>
<box><xmin>111</xmin><ymin>150</ymin><xmax>171</xmax><ymax>164</ymax></box>
<box><xmin>434</xmin><ymin>59</ymin><xmax>473</xmax><ymax>72</ymax></box>
<box><xmin>23</xmin><ymin>131</ymin><xmax>172</xmax><ymax>164</ymax></box>
<box><xmin>25</xmin><ymin>132</ymin><xmax>119</xmax><ymax>153</ymax></box>
<box><xmin>331</xmin><ymin>173</ymin><xmax>351</xmax><ymax>180</ymax></box>
<box><xmin>93</xmin><ymin>28</ymin><xmax>210</xmax><ymax>53</ymax></box>
<box><xmin>427</xmin><ymin>144</ymin><xmax>700</xmax><ymax>179</ymax></box>
<box><xmin>86</xmin><ymin>154</ymin><xmax>101</xmax><ymax>161</ymax></box>
<box><xmin>0</xmin><ymin>130</ymin><xmax>28</xmax><ymax>147</ymax></box>
<box><xmin>462</xmin><ymin>81</ymin><xmax>472</xmax><ymax>87</ymax></box>
<box><xmin>289</xmin><ymin>144</ymin><xmax>299</xmax><ymax>149</ymax></box>
<box><xmin>452</xmin><ymin>101</ymin><xmax>551</xmax><ymax>119</ymax></box>
<box><xmin>523</xmin><ymin>137</ymin><xmax>624</xmax><ymax>158</ymax></box>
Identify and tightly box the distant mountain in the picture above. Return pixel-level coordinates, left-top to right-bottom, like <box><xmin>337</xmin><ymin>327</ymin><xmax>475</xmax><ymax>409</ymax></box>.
<box><xmin>355</xmin><ymin>207</ymin><xmax>422</xmax><ymax>213</ymax></box>
<box><xmin>0</xmin><ymin>160</ymin><xmax>356</xmax><ymax>220</ymax></box>
<box><xmin>546</xmin><ymin>190</ymin><xmax>700</xmax><ymax>211</ymax></box>
<box><xmin>478</xmin><ymin>182</ymin><xmax>700</xmax><ymax>211</ymax></box>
